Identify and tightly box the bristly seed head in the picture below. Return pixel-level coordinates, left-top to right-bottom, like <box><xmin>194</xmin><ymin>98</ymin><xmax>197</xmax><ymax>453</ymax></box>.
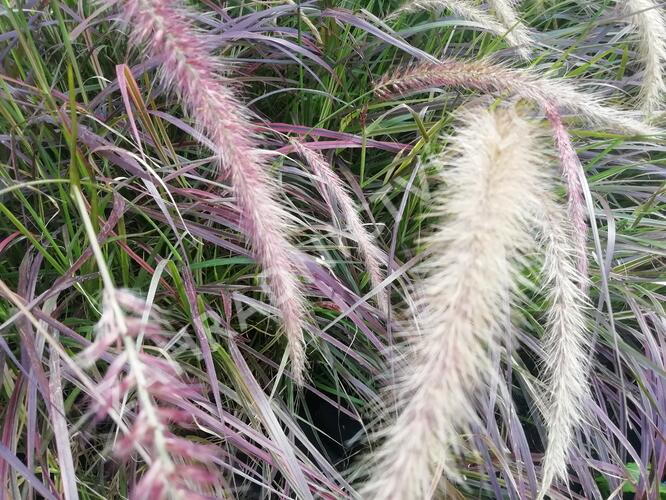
<box><xmin>360</xmin><ymin>106</ymin><xmax>553</xmax><ymax>499</ymax></box>
<box><xmin>120</xmin><ymin>0</ymin><xmax>311</xmax><ymax>383</ymax></box>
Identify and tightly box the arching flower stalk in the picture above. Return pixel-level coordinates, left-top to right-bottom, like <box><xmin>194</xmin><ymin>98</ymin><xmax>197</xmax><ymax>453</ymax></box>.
<box><xmin>360</xmin><ymin>107</ymin><xmax>551</xmax><ymax>499</ymax></box>
<box><xmin>121</xmin><ymin>0</ymin><xmax>310</xmax><ymax>382</ymax></box>
<box><xmin>374</xmin><ymin>57</ymin><xmax>657</xmax><ymax>284</ymax></box>
<box><xmin>73</xmin><ymin>187</ymin><xmax>221</xmax><ymax>498</ymax></box>
<box><xmin>388</xmin><ymin>0</ymin><xmax>533</xmax><ymax>59</ymax></box>
<box><xmin>83</xmin><ymin>290</ymin><xmax>221</xmax><ymax>499</ymax></box>
<box><xmin>486</xmin><ymin>0</ymin><xmax>534</xmax><ymax>59</ymax></box>
<box><xmin>619</xmin><ymin>0</ymin><xmax>666</xmax><ymax>114</ymax></box>
<box><xmin>543</xmin><ymin>102</ymin><xmax>589</xmax><ymax>284</ymax></box>
<box><xmin>293</xmin><ymin>142</ymin><xmax>387</xmax><ymax>312</ymax></box>
<box><xmin>375</xmin><ymin>58</ymin><xmax>654</xmax><ymax>134</ymax></box>
<box><xmin>536</xmin><ymin>200</ymin><xmax>591</xmax><ymax>499</ymax></box>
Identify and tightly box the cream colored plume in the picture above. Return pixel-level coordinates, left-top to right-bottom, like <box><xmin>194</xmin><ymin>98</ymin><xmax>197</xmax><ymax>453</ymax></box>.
<box><xmin>360</xmin><ymin>107</ymin><xmax>551</xmax><ymax>499</ymax></box>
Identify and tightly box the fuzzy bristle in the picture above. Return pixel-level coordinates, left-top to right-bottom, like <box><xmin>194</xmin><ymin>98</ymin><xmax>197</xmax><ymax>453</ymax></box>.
<box><xmin>360</xmin><ymin>107</ymin><xmax>550</xmax><ymax>499</ymax></box>
<box><xmin>293</xmin><ymin>142</ymin><xmax>387</xmax><ymax>312</ymax></box>
<box><xmin>536</xmin><ymin>201</ymin><xmax>591</xmax><ymax>499</ymax></box>
<box><xmin>121</xmin><ymin>0</ymin><xmax>310</xmax><ymax>382</ymax></box>
<box><xmin>389</xmin><ymin>0</ymin><xmax>533</xmax><ymax>57</ymax></box>
<box><xmin>486</xmin><ymin>0</ymin><xmax>534</xmax><ymax>59</ymax></box>
<box><xmin>620</xmin><ymin>0</ymin><xmax>666</xmax><ymax>113</ymax></box>
<box><xmin>376</xmin><ymin>58</ymin><xmax>655</xmax><ymax>134</ymax></box>
<box><xmin>544</xmin><ymin>103</ymin><xmax>589</xmax><ymax>283</ymax></box>
<box><xmin>389</xmin><ymin>0</ymin><xmax>533</xmax><ymax>58</ymax></box>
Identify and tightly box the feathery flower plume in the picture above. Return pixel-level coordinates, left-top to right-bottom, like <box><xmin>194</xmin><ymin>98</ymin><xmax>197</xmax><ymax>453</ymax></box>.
<box><xmin>375</xmin><ymin>58</ymin><xmax>655</xmax><ymax>134</ymax></box>
<box><xmin>388</xmin><ymin>0</ymin><xmax>510</xmax><ymax>39</ymax></box>
<box><xmin>389</xmin><ymin>0</ymin><xmax>502</xmax><ymax>22</ymax></box>
<box><xmin>72</xmin><ymin>187</ymin><xmax>220</xmax><ymax>498</ymax></box>
<box><xmin>84</xmin><ymin>290</ymin><xmax>220</xmax><ymax>499</ymax></box>
<box><xmin>543</xmin><ymin>102</ymin><xmax>588</xmax><ymax>283</ymax></box>
<box><xmin>120</xmin><ymin>0</ymin><xmax>309</xmax><ymax>382</ymax></box>
<box><xmin>360</xmin><ymin>107</ymin><xmax>550</xmax><ymax>499</ymax></box>
<box><xmin>293</xmin><ymin>142</ymin><xmax>387</xmax><ymax>312</ymax></box>
<box><xmin>389</xmin><ymin>0</ymin><xmax>533</xmax><ymax>59</ymax></box>
<box><xmin>620</xmin><ymin>0</ymin><xmax>666</xmax><ymax>113</ymax></box>
<box><xmin>486</xmin><ymin>0</ymin><xmax>534</xmax><ymax>59</ymax></box>
<box><xmin>536</xmin><ymin>201</ymin><xmax>591</xmax><ymax>499</ymax></box>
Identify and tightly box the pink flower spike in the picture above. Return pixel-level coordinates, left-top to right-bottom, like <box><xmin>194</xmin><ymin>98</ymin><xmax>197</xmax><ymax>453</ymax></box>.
<box><xmin>293</xmin><ymin>141</ymin><xmax>388</xmax><ymax>313</ymax></box>
<box><xmin>119</xmin><ymin>0</ymin><xmax>311</xmax><ymax>382</ymax></box>
<box><xmin>543</xmin><ymin>102</ymin><xmax>589</xmax><ymax>287</ymax></box>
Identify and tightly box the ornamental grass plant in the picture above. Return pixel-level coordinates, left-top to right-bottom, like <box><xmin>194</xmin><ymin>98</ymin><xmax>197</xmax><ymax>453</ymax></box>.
<box><xmin>0</xmin><ymin>0</ymin><xmax>664</xmax><ymax>498</ymax></box>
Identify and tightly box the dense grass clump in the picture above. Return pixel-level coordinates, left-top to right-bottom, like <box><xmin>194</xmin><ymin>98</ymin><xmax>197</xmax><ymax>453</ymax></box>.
<box><xmin>0</xmin><ymin>0</ymin><xmax>664</xmax><ymax>498</ymax></box>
